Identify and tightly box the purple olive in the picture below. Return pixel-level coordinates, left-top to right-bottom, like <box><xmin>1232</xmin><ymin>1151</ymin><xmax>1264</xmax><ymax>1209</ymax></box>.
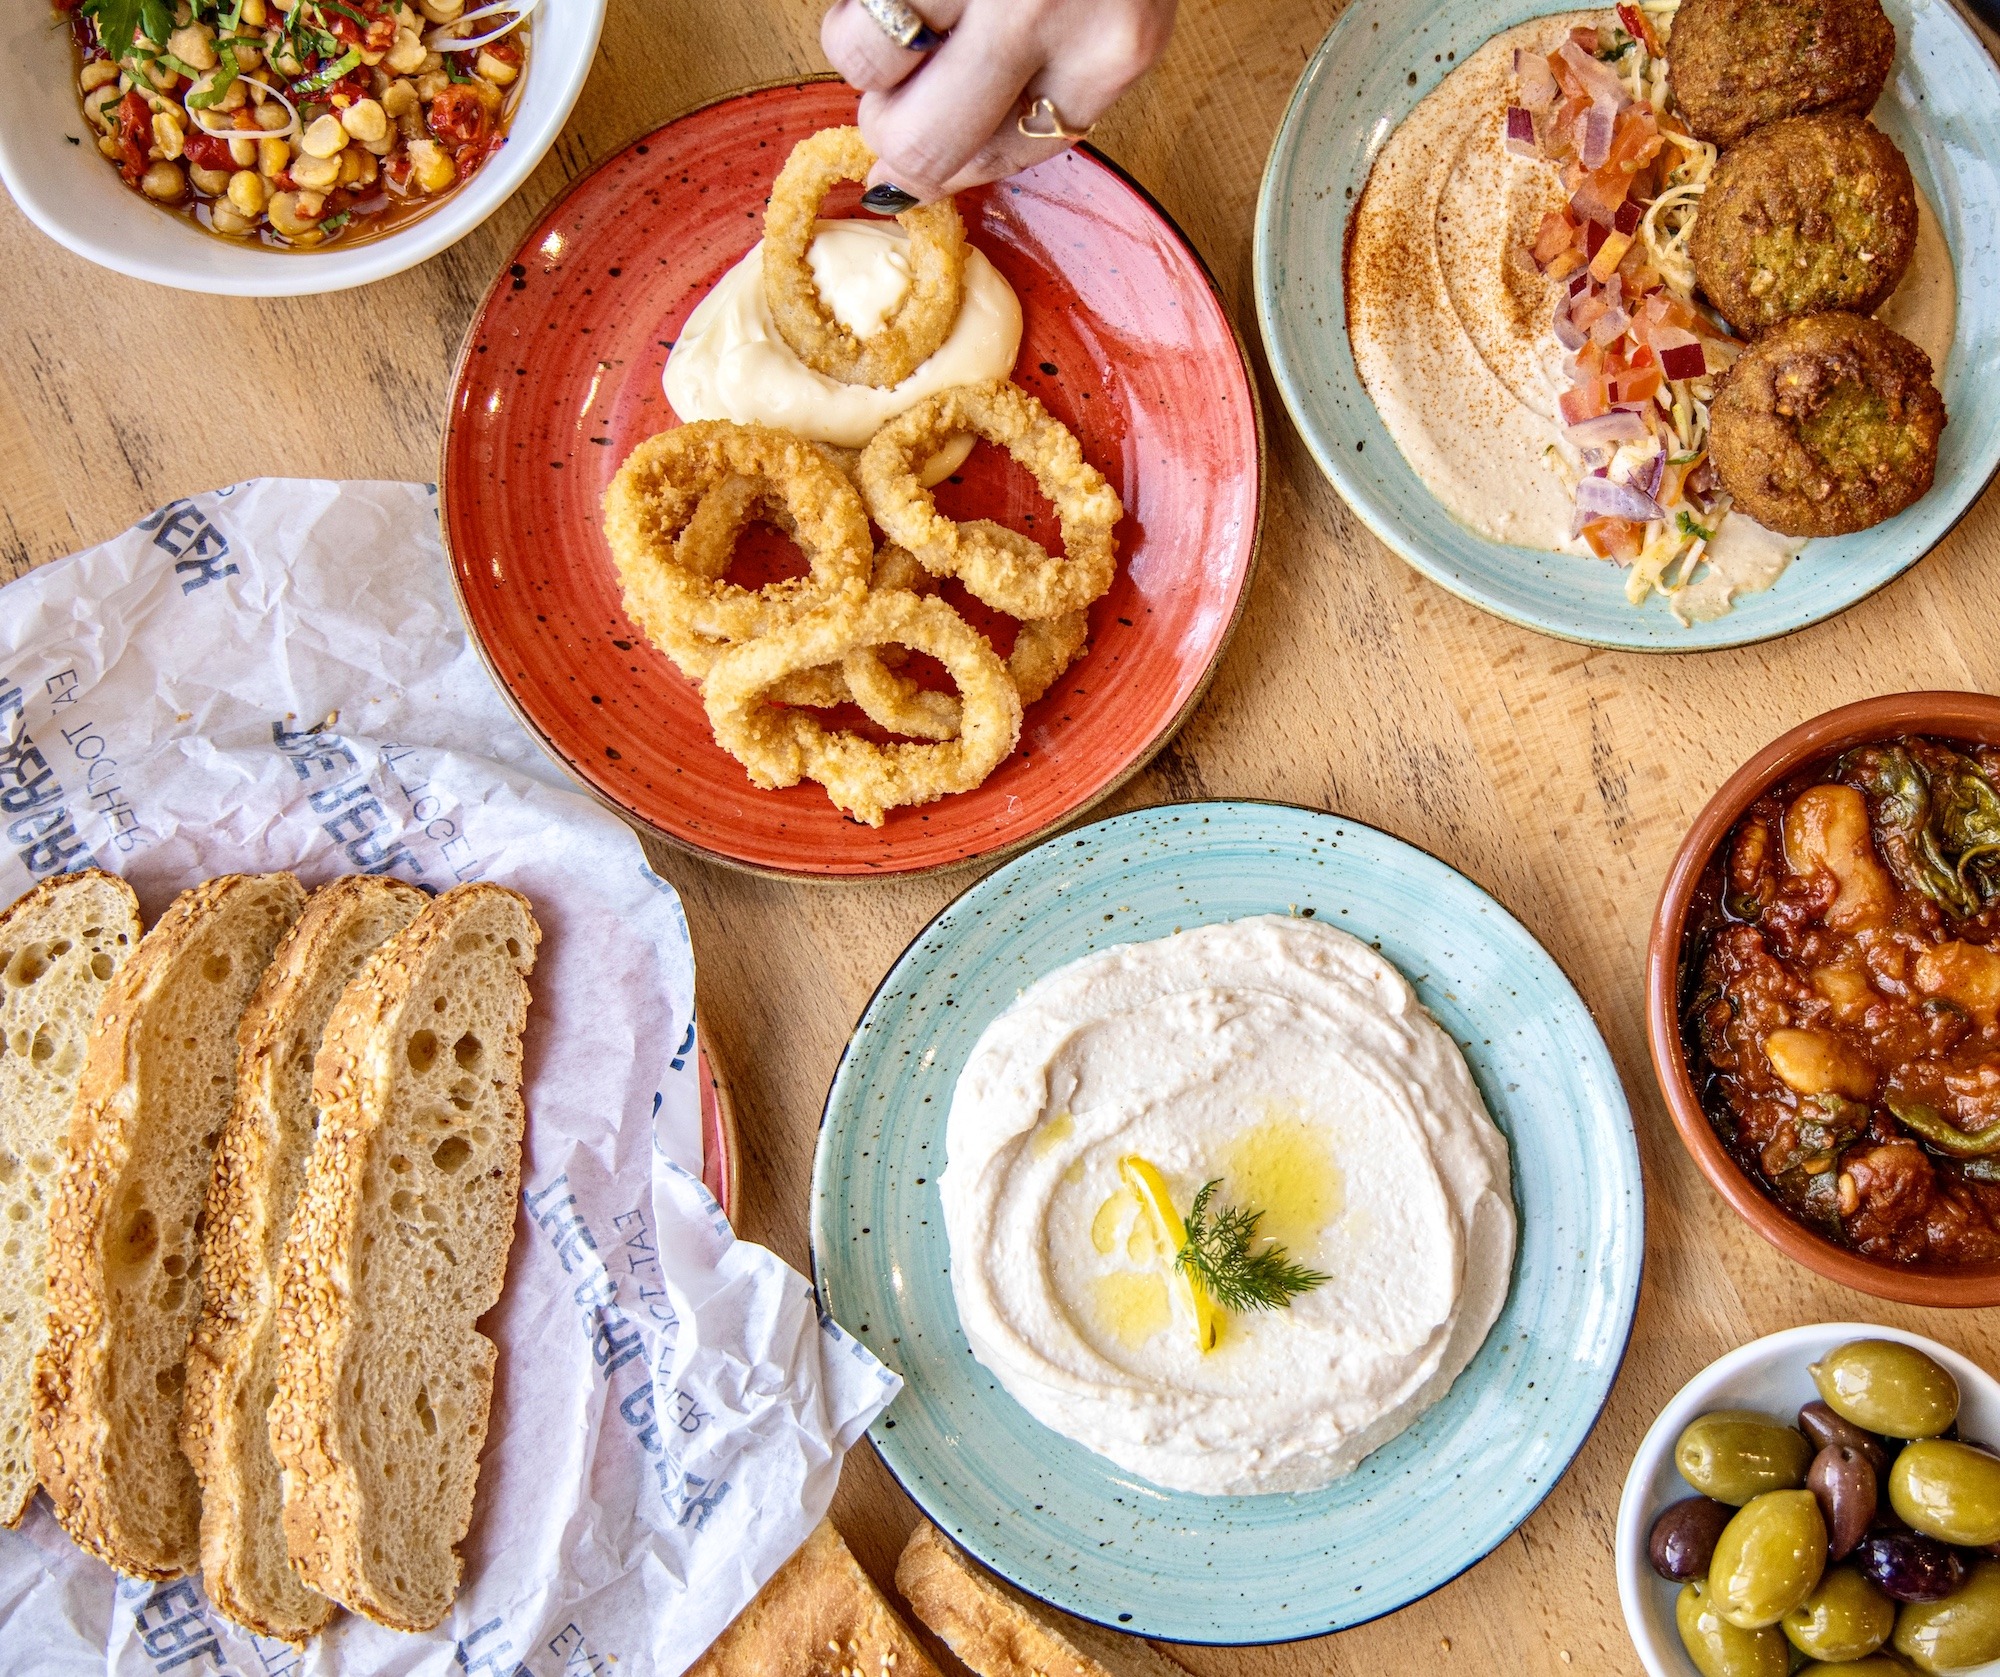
<box><xmin>1801</xmin><ymin>1400</ymin><xmax>1892</xmax><ymax>1477</ymax></box>
<box><xmin>1649</xmin><ymin>1496</ymin><xmax>1734</xmax><ymax>1582</ymax></box>
<box><xmin>1855</xmin><ymin>1528</ymin><xmax>1968</xmax><ymax>1602</ymax></box>
<box><xmin>1809</xmin><ymin>1442</ymin><xmax>1879</xmax><ymax>1560</ymax></box>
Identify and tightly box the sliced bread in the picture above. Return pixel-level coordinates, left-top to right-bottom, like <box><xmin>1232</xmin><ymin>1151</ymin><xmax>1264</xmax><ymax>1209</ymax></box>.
<box><xmin>268</xmin><ymin>882</ymin><xmax>539</xmax><ymax>1631</ymax></box>
<box><xmin>182</xmin><ymin>875</ymin><xmax>427</xmax><ymax>1641</ymax></box>
<box><xmin>33</xmin><ymin>872</ymin><xmax>305</xmax><ymax>1577</ymax></box>
<box><xmin>0</xmin><ymin>871</ymin><xmax>143</xmax><ymax>1526</ymax></box>
<box><xmin>690</xmin><ymin>1519</ymin><xmax>941</xmax><ymax>1677</ymax></box>
<box><xmin>896</xmin><ymin>1522</ymin><xmax>1193</xmax><ymax>1677</ymax></box>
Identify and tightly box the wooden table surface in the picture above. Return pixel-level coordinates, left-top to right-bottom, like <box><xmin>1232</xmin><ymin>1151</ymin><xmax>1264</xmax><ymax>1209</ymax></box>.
<box><xmin>8</xmin><ymin>0</ymin><xmax>2000</xmax><ymax>1671</ymax></box>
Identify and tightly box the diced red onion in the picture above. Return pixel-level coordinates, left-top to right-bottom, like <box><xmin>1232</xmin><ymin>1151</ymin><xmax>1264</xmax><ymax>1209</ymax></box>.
<box><xmin>1585</xmin><ymin>219</ymin><xmax>1610</xmax><ymax>259</ymax></box>
<box><xmin>1560</xmin><ymin>41</ymin><xmax>1630</xmax><ymax>110</ymax></box>
<box><xmin>1566</xmin><ymin>410</ymin><xmax>1648</xmax><ymax>448</ymax></box>
<box><xmin>1602</xmin><ymin>273</ymin><xmax>1623</xmax><ymax>310</ymax></box>
<box><xmin>1660</xmin><ymin>342</ymin><xmax>1708</xmax><ymax>381</ymax></box>
<box><xmin>1553</xmin><ymin>296</ymin><xmax>1587</xmax><ymax>351</ymax></box>
<box><xmin>1505</xmin><ymin>106</ymin><xmax>1539</xmax><ymax>157</ymax></box>
<box><xmin>1579</xmin><ymin>103</ymin><xmax>1617</xmax><ymax>169</ymax></box>
<box><xmin>1576</xmin><ymin>475</ymin><xmax>1667</xmax><ymax>522</ymax></box>
<box><xmin>1569</xmin><ymin>269</ymin><xmax>1593</xmax><ymax>297</ymax></box>
<box><xmin>1636</xmin><ymin>450</ymin><xmax>1666</xmax><ymax>498</ymax></box>
<box><xmin>1514</xmin><ymin>47</ymin><xmax>1560</xmax><ymax>109</ymax></box>
<box><xmin>1590</xmin><ymin>305</ymin><xmax>1632</xmax><ymax>346</ymax></box>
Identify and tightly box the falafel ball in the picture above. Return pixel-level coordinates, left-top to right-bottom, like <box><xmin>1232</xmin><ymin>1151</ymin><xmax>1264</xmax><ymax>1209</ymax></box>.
<box><xmin>1668</xmin><ymin>0</ymin><xmax>1896</xmax><ymax>147</ymax></box>
<box><xmin>1709</xmin><ymin>311</ymin><xmax>1944</xmax><ymax>537</ymax></box>
<box><xmin>1691</xmin><ymin>113</ymin><xmax>1917</xmax><ymax>335</ymax></box>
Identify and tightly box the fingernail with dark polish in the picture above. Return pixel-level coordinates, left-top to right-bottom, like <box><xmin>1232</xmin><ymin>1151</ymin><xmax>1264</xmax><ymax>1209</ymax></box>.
<box><xmin>861</xmin><ymin>183</ymin><xmax>921</xmax><ymax>214</ymax></box>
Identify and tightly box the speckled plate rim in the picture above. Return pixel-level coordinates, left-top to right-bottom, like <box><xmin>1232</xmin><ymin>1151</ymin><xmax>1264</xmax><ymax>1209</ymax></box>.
<box><xmin>1251</xmin><ymin>0</ymin><xmax>2000</xmax><ymax>653</ymax></box>
<box><xmin>808</xmin><ymin>797</ymin><xmax>1646</xmax><ymax>1644</ymax></box>
<box><xmin>436</xmin><ymin>76</ymin><xmax>1267</xmax><ymax>885</ymax></box>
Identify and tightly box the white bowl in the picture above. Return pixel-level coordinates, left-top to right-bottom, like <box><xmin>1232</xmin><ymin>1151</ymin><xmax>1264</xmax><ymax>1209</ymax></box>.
<box><xmin>1616</xmin><ymin>1323</ymin><xmax>2000</xmax><ymax>1677</ymax></box>
<box><xmin>0</xmin><ymin>0</ymin><xmax>602</xmax><ymax>295</ymax></box>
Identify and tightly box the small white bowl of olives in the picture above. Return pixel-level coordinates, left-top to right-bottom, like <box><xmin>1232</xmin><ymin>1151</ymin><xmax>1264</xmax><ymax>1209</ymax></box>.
<box><xmin>1618</xmin><ymin>1325</ymin><xmax>2000</xmax><ymax>1677</ymax></box>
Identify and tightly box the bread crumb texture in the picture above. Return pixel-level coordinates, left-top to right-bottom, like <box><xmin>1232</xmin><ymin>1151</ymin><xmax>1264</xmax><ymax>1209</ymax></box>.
<box><xmin>0</xmin><ymin>871</ymin><xmax>141</xmax><ymax>1527</ymax></box>
<box><xmin>182</xmin><ymin>875</ymin><xmax>425</xmax><ymax>1642</ymax></box>
<box><xmin>269</xmin><ymin>882</ymin><xmax>539</xmax><ymax>1632</ymax></box>
<box><xmin>32</xmin><ymin>873</ymin><xmax>305</xmax><ymax>1577</ymax></box>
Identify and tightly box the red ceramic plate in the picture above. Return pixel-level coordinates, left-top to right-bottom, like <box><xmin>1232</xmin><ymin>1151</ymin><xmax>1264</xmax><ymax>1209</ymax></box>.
<box><xmin>440</xmin><ymin>79</ymin><xmax>1263</xmax><ymax>878</ymax></box>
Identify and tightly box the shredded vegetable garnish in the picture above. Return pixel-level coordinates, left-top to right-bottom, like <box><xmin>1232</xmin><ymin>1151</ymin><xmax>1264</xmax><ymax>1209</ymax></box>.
<box><xmin>1507</xmin><ymin>5</ymin><xmax>1742</xmax><ymax>611</ymax></box>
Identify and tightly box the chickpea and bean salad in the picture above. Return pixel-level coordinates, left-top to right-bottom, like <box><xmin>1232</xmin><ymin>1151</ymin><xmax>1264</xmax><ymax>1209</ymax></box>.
<box><xmin>56</xmin><ymin>0</ymin><xmax>530</xmax><ymax>248</ymax></box>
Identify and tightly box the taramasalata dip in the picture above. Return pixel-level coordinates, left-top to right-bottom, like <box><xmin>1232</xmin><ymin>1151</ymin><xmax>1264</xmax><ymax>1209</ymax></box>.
<box><xmin>939</xmin><ymin>914</ymin><xmax>1516</xmax><ymax>1497</ymax></box>
<box><xmin>1345</xmin><ymin>8</ymin><xmax>1954</xmax><ymax>624</ymax></box>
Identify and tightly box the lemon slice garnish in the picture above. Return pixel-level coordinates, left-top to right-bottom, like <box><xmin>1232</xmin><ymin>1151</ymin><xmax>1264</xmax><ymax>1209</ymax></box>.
<box><xmin>1118</xmin><ymin>1155</ymin><xmax>1221</xmax><ymax>1354</ymax></box>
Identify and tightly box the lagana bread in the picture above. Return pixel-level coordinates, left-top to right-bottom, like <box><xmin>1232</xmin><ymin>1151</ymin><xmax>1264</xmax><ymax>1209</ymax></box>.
<box><xmin>896</xmin><ymin>1522</ymin><xmax>1192</xmax><ymax>1677</ymax></box>
<box><xmin>268</xmin><ymin>882</ymin><xmax>539</xmax><ymax>1631</ymax></box>
<box><xmin>690</xmin><ymin>1519</ymin><xmax>941</xmax><ymax>1677</ymax></box>
<box><xmin>181</xmin><ymin>875</ymin><xmax>426</xmax><ymax>1641</ymax></box>
<box><xmin>33</xmin><ymin>872</ymin><xmax>305</xmax><ymax>1577</ymax></box>
<box><xmin>0</xmin><ymin>871</ymin><xmax>142</xmax><ymax>1526</ymax></box>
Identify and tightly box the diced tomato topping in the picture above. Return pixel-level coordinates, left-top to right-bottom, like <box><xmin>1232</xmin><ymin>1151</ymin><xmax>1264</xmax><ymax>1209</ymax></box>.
<box><xmin>1616</xmin><ymin>1</ymin><xmax>1663</xmax><ymax>55</ymax></box>
<box><xmin>1616</xmin><ymin>365</ymin><xmax>1665</xmax><ymax>405</ymax></box>
<box><xmin>482</xmin><ymin>35</ymin><xmax>523</xmax><ymax>65</ymax></box>
<box><xmin>1570</xmin><ymin>168</ymin><xmax>1629</xmax><ymax>228</ymax></box>
<box><xmin>1560</xmin><ymin>379</ymin><xmax>1611</xmax><ymax>426</ymax></box>
<box><xmin>1582</xmin><ymin>517</ymin><xmax>1643</xmax><ymax>561</ymax></box>
<box><xmin>184</xmin><ymin>130</ymin><xmax>235</xmax><ymax>172</ymax></box>
<box><xmin>1614</xmin><ymin>198</ymin><xmax>1643</xmax><ymax>235</ymax></box>
<box><xmin>428</xmin><ymin>85</ymin><xmax>493</xmax><ymax>148</ymax></box>
<box><xmin>1588</xmin><ymin>228</ymin><xmax>1634</xmax><ymax>282</ymax></box>
<box><xmin>1532</xmin><ymin>210</ymin><xmax>1577</xmax><ymax>267</ymax></box>
<box><xmin>1607</xmin><ymin>108</ymin><xmax>1664</xmax><ymax>175</ymax></box>
<box><xmin>114</xmin><ymin>90</ymin><xmax>150</xmax><ymax>185</ymax></box>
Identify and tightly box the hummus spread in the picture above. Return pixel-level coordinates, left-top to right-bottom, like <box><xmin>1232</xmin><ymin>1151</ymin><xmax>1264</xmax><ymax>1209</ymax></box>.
<box><xmin>939</xmin><ymin>915</ymin><xmax>1516</xmax><ymax>1497</ymax></box>
<box><xmin>664</xmin><ymin>219</ymin><xmax>1022</xmax><ymax>484</ymax></box>
<box><xmin>1346</xmin><ymin>12</ymin><xmax>1956</xmax><ymax>621</ymax></box>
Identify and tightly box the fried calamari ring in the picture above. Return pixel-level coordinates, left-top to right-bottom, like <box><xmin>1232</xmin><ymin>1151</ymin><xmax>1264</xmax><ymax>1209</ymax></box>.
<box><xmin>703</xmin><ymin>590</ymin><xmax>1023</xmax><ymax>827</ymax></box>
<box><xmin>858</xmin><ymin>379</ymin><xmax>1123</xmax><ymax>620</ymax></box>
<box><xmin>763</xmin><ymin>128</ymin><xmax>967</xmax><ymax>390</ymax></box>
<box><xmin>661</xmin><ymin>472</ymin><xmax>859</xmax><ymax>708</ymax></box>
<box><xmin>602</xmin><ymin>421</ymin><xmax>872</xmax><ymax>691</ymax></box>
<box><xmin>841</xmin><ymin>535</ymin><xmax>1089</xmax><ymax>742</ymax></box>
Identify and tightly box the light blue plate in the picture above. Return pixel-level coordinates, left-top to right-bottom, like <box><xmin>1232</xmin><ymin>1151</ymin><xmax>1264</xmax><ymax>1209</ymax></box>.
<box><xmin>810</xmin><ymin>802</ymin><xmax>1643</xmax><ymax>1644</ymax></box>
<box><xmin>1253</xmin><ymin>0</ymin><xmax>2000</xmax><ymax>651</ymax></box>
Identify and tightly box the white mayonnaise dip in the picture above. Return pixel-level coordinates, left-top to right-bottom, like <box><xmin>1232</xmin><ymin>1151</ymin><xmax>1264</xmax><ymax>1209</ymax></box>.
<box><xmin>663</xmin><ymin>220</ymin><xmax>1023</xmax><ymax>482</ymax></box>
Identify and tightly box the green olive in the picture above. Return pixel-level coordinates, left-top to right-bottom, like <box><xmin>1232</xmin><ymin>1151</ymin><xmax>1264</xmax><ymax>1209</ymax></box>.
<box><xmin>1679</xmin><ymin>1578</ymin><xmax>1793</xmax><ymax>1677</ymax></box>
<box><xmin>1794</xmin><ymin>1661</ymin><xmax>1917</xmax><ymax>1674</ymax></box>
<box><xmin>1782</xmin><ymin>1566</ymin><xmax>1895</xmax><ymax>1662</ymax></box>
<box><xmin>1887</xmin><ymin>1440</ymin><xmax>2000</xmax><ymax>1547</ymax></box>
<box><xmin>1713</xmin><ymin>1490</ymin><xmax>1831</xmax><ymax>1629</ymax></box>
<box><xmin>1679</xmin><ymin>1410</ymin><xmax>1817</xmax><ymax>1505</ymax></box>
<box><xmin>1809</xmin><ymin>1342</ymin><xmax>1959</xmax><ymax>1441</ymax></box>
<box><xmin>1893</xmin><ymin>1559</ymin><xmax>2000</xmax><ymax>1673</ymax></box>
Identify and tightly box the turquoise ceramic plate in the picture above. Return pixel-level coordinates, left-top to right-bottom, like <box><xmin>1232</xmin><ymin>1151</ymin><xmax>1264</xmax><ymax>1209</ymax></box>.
<box><xmin>1254</xmin><ymin>0</ymin><xmax>2000</xmax><ymax>651</ymax></box>
<box><xmin>810</xmin><ymin>802</ymin><xmax>1643</xmax><ymax>1643</ymax></box>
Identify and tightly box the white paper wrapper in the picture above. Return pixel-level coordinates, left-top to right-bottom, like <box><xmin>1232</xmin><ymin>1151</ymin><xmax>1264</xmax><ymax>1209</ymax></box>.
<box><xmin>0</xmin><ymin>479</ymin><xmax>898</xmax><ymax>1676</ymax></box>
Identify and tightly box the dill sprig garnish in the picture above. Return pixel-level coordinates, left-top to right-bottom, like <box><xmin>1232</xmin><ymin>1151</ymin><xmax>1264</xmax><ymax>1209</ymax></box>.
<box><xmin>1174</xmin><ymin>1179</ymin><xmax>1329</xmax><ymax>1314</ymax></box>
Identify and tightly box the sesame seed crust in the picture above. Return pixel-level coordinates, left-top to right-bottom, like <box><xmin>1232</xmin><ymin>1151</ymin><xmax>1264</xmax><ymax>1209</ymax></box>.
<box><xmin>31</xmin><ymin>873</ymin><xmax>305</xmax><ymax>1579</ymax></box>
<box><xmin>267</xmin><ymin>882</ymin><xmax>539</xmax><ymax>1633</ymax></box>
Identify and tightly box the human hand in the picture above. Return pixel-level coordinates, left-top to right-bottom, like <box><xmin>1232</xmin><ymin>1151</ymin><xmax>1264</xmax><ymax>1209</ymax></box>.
<box><xmin>820</xmin><ymin>0</ymin><xmax>1179</xmax><ymax>205</ymax></box>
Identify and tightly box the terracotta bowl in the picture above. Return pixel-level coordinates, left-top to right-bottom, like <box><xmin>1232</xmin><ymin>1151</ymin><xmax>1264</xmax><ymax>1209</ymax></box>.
<box><xmin>1647</xmin><ymin>690</ymin><xmax>2000</xmax><ymax>1307</ymax></box>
